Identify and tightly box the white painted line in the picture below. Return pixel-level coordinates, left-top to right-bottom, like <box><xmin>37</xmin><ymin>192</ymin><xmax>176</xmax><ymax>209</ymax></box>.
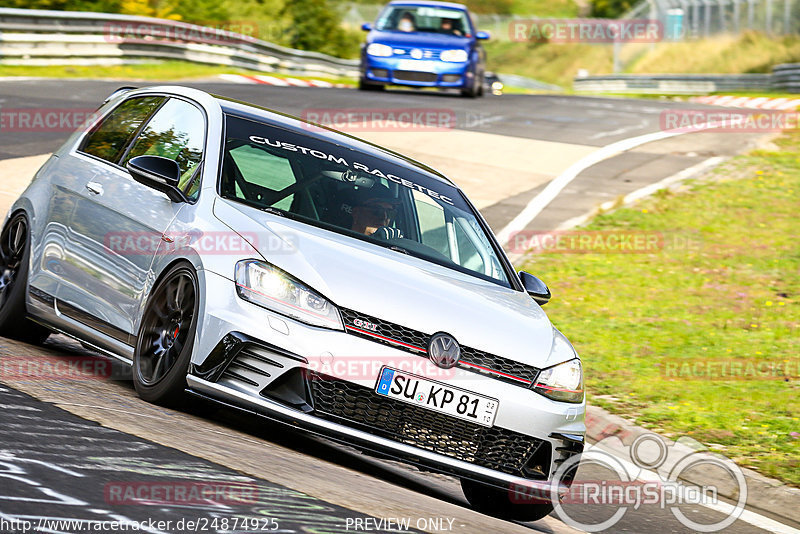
<box><xmin>552</xmin><ymin>156</ymin><xmax>724</xmax><ymax>232</ymax></box>
<box><xmin>496</xmin><ymin>122</ymin><xmax>723</xmax><ymax>247</ymax></box>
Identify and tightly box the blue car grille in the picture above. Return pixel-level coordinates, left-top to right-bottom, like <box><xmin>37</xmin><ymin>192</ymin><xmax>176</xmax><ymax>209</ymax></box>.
<box><xmin>392</xmin><ymin>48</ymin><xmax>440</xmax><ymax>60</ymax></box>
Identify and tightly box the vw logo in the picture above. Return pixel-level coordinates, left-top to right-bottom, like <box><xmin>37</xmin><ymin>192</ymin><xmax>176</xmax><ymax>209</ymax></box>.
<box><xmin>428</xmin><ymin>333</ymin><xmax>460</xmax><ymax>369</ymax></box>
<box><xmin>410</xmin><ymin>49</ymin><xmax>423</xmax><ymax>59</ymax></box>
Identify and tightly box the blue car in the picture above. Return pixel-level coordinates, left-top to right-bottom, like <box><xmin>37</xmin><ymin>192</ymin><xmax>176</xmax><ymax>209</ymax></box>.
<box><xmin>359</xmin><ymin>1</ymin><xmax>489</xmax><ymax>97</ymax></box>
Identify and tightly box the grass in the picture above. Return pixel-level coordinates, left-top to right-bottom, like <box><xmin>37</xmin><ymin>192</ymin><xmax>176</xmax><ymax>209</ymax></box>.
<box><xmin>485</xmin><ymin>41</ymin><xmax>613</xmax><ymax>88</ymax></box>
<box><xmin>518</xmin><ymin>131</ymin><xmax>800</xmax><ymax>486</ymax></box>
<box><xmin>0</xmin><ymin>62</ymin><xmax>356</xmax><ymax>85</ymax></box>
<box><xmin>487</xmin><ymin>31</ymin><xmax>800</xmax><ymax>89</ymax></box>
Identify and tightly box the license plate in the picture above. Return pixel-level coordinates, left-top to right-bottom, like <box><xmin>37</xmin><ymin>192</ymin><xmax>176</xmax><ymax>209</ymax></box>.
<box><xmin>396</xmin><ymin>59</ymin><xmax>437</xmax><ymax>72</ymax></box>
<box><xmin>375</xmin><ymin>367</ymin><xmax>499</xmax><ymax>427</ymax></box>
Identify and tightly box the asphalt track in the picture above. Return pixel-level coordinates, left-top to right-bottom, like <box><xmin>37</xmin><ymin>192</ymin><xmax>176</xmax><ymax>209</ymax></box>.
<box><xmin>0</xmin><ymin>79</ymin><xmax>789</xmax><ymax>534</ymax></box>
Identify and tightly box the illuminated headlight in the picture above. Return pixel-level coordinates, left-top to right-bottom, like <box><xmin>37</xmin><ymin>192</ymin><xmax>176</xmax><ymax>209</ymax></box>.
<box><xmin>533</xmin><ymin>331</ymin><xmax>584</xmax><ymax>403</ymax></box>
<box><xmin>235</xmin><ymin>260</ymin><xmax>343</xmax><ymax>330</ymax></box>
<box><xmin>366</xmin><ymin>43</ymin><xmax>393</xmax><ymax>57</ymax></box>
<box><xmin>440</xmin><ymin>49</ymin><xmax>468</xmax><ymax>62</ymax></box>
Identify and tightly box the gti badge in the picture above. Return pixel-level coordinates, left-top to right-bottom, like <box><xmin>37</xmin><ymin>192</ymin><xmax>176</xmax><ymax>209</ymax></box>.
<box><xmin>353</xmin><ymin>318</ymin><xmax>378</xmax><ymax>332</ymax></box>
<box><xmin>428</xmin><ymin>332</ymin><xmax>460</xmax><ymax>369</ymax></box>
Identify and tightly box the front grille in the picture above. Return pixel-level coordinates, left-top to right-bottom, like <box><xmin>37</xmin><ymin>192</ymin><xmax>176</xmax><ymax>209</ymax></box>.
<box><xmin>308</xmin><ymin>372</ymin><xmax>550</xmax><ymax>477</ymax></box>
<box><xmin>393</xmin><ymin>48</ymin><xmax>440</xmax><ymax>59</ymax></box>
<box><xmin>394</xmin><ymin>71</ymin><xmax>438</xmax><ymax>83</ymax></box>
<box><xmin>340</xmin><ymin>308</ymin><xmax>540</xmax><ymax>387</ymax></box>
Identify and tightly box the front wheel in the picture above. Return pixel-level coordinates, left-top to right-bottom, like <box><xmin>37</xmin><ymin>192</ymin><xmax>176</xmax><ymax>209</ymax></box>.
<box><xmin>461</xmin><ymin>478</ymin><xmax>554</xmax><ymax>522</ymax></box>
<box><xmin>0</xmin><ymin>214</ymin><xmax>51</xmax><ymax>344</ymax></box>
<box><xmin>133</xmin><ymin>263</ymin><xmax>199</xmax><ymax>406</ymax></box>
<box><xmin>358</xmin><ymin>78</ymin><xmax>385</xmax><ymax>91</ymax></box>
<box><xmin>461</xmin><ymin>70</ymin><xmax>482</xmax><ymax>98</ymax></box>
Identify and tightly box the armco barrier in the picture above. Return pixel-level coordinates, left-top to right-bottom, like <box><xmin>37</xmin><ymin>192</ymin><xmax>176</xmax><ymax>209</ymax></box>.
<box><xmin>0</xmin><ymin>7</ymin><xmax>360</xmax><ymax>78</ymax></box>
<box><xmin>574</xmin><ymin>64</ymin><xmax>800</xmax><ymax>94</ymax></box>
<box><xmin>573</xmin><ymin>73</ymin><xmax>773</xmax><ymax>94</ymax></box>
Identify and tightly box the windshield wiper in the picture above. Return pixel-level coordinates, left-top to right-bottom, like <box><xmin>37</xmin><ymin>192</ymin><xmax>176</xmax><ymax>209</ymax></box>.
<box><xmin>389</xmin><ymin>245</ymin><xmax>410</xmax><ymax>255</ymax></box>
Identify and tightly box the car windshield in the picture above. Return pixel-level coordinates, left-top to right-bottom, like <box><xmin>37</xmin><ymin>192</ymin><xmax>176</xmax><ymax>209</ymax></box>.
<box><xmin>375</xmin><ymin>5</ymin><xmax>472</xmax><ymax>36</ymax></box>
<box><xmin>220</xmin><ymin>115</ymin><xmax>510</xmax><ymax>287</ymax></box>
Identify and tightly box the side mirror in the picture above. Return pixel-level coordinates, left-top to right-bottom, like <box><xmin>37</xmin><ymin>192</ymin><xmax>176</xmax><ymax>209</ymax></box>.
<box><xmin>519</xmin><ymin>271</ymin><xmax>551</xmax><ymax>306</ymax></box>
<box><xmin>476</xmin><ymin>30</ymin><xmax>490</xmax><ymax>40</ymax></box>
<box><xmin>361</xmin><ymin>22</ymin><xmax>372</xmax><ymax>31</ymax></box>
<box><xmin>126</xmin><ymin>155</ymin><xmax>186</xmax><ymax>203</ymax></box>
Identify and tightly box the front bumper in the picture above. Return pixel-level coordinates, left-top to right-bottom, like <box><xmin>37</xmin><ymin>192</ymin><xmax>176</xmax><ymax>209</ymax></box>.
<box><xmin>362</xmin><ymin>56</ymin><xmax>472</xmax><ymax>88</ymax></box>
<box><xmin>190</xmin><ymin>271</ymin><xmax>585</xmax><ymax>489</ymax></box>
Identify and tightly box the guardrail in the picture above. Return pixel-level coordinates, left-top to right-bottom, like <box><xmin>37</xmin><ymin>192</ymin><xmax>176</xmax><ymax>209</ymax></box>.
<box><xmin>772</xmin><ymin>63</ymin><xmax>800</xmax><ymax>93</ymax></box>
<box><xmin>573</xmin><ymin>73</ymin><xmax>773</xmax><ymax>94</ymax></box>
<box><xmin>0</xmin><ymin>8</ymin><xmax>360</xmax><ymax>78</ymax></box>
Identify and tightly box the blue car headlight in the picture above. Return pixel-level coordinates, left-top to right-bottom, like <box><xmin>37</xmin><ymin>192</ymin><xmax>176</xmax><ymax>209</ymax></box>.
<box><xmin>440</xmin><ymin>49</ymin><xmax>468</xmax><ymax>62</ymax></box>
<box><xmin>366</xmin><ymin>43</ymin><xmax>393</xmax><ymax>57</ymax></box>
<box><xmin>235</xmin><ymin>260</ymin><xmax>343</xmax><ymax>330</ymax></box>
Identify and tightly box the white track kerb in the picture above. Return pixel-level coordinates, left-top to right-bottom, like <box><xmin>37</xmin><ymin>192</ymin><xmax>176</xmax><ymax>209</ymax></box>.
<box><xmin>495</xmin><ymin>122</ymin><xmax>728</xmax><ymax>249</ymax></box>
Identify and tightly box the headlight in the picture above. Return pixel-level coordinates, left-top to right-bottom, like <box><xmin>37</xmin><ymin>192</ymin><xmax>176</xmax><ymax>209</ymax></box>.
<box><xmin>533</xmin><ymin>332</ymin><xmax>584</xmax><ymax>403</ymax></box>
<box><xmin>440</xmin><ymin>49</ymin><xmax>468</xmax><ymax>62</ymax></box>
<box><xmin>366</xmin><ymin>43</ymin><xmax>393</xmax><ymax>57</ymax></box>
<box><xmin>235</xmin><ymin>260</ymin><xmax>343</xmax><ymax>330</ymax></box>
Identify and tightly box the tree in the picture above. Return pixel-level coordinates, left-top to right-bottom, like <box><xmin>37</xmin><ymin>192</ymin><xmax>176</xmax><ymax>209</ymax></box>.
<box><xmin>281</xmin><ymin>0</ymin><xmax>357</xmax><ymax>57</ymax></box>
<box><xmin>590</xmin><ymin>0</ymin><xmax>636</xmax><ymax>18</ymax></box>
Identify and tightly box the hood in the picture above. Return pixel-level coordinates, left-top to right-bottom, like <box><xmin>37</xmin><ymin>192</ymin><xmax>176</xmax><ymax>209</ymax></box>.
<box><xmin>368</xmin><ymin>30</ymin><xmax>471</xmax><ymax>49</ymax></box>
<box><xmin>214</xmin><ymin>198</ymin><xmax>556</xmax><ymax>368</ymax></box>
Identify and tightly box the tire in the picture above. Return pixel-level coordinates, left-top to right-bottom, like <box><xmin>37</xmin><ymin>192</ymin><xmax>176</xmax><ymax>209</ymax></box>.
<box><xmin>358</xmin><ymin>79</ymin><xmax>384</xmax><ymax>91</ymax></box>
<box><xmin>133</xmin><ymin>263</ymin><xmax>199</xmax><ymax>406</ymax></box>
<box><xmin>461</xmin><ymin>478</ymin><xmax>554</xmax><ymax>522</ymax></box>
<box><xmin>461</xmin><ymin>74</ymin><xmax>480</xmax><ymax>98</ymax></box>
<box><xmin>0</xmin><ymin>213</ymin><xmax>51</xmax><ymax>345</ymax></box>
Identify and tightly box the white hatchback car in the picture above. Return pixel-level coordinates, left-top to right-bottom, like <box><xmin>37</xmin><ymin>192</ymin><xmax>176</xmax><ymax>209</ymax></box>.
<box><xmin>0</xmin><ymin>86</ymin><xmax>584</xmax><ymax>521</ymax></box>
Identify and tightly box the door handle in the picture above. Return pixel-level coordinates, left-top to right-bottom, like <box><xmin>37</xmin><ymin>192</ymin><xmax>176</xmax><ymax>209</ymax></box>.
<box><xmin>85</xmin><ymin>182</ymin><xmax>104</xmax><ymax>195</ymax></box>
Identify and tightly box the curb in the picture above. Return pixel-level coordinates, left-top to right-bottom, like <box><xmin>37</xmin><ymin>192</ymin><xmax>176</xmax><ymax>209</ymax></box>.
<box><xmin>689</xmin><ymin>95</ymin><xmax>800</xmax><ymax>110</ymax></box>
<box><xmin>585</xmin><ymin>404</ymin><xmax>800</xmax><ymax>528</ymax></box>
<box><xmin>217</xmin><ymin>74</ymin><xmax>350</xmax><ymax>88</ymax></box>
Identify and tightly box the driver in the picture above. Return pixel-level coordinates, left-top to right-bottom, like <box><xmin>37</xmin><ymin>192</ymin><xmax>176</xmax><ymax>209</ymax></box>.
<box><xmin>440</xmin><ymin>18</ymin><xmax>462</xmax><ymax>36</ymax></box>
<box><xmin>397</xmin><ymin>12</ymin><xmax>416</xmax><ymax>32</ymax></box>
<box><xmin>350</xmin><ymin>184</ymin><xmax>404</xmax><ymax>240</ymax></box>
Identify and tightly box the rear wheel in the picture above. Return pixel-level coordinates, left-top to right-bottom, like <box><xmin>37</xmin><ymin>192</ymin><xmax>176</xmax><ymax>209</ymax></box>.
<box><xmin>461</xmin><ymin>478</ymin><xmax>554</xmax><ymax>521</ymax></box>
<box><xmin>133</xmin><ymin>263</ymin><xmax>199</xmax><ymax>406</ymax></box>
<box><xmin>0</xmin><ymin>214</ymin><xmax>51</xmax><ymax>344</ymax></box>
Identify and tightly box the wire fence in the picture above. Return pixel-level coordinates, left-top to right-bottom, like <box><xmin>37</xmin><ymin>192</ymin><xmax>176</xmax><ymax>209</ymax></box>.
<box><xmin>624</xmin><ymin>0</ymin><xmax>800</xmax><ymax>38</ymax></box>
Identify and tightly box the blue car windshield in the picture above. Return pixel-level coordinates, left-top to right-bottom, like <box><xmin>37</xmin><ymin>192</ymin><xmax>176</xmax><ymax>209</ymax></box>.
<box><xmin>375</xmin><ymin>5</ymin><xmax>472</xmax><ymax>36</ymax></box>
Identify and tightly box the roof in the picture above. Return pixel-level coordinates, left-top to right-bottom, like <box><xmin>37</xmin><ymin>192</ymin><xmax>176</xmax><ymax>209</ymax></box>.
<box><xmin>386</xmin><ymin>0</ymin><xmax>468</xmax><ymax>10</ymax></box>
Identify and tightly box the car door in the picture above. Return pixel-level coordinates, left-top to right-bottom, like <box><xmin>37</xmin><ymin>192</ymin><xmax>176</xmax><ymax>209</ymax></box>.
<box><xmin>56</xmin><ymin>96</ymin><xmax>205</xmax><ymax>348</ymax></box>
<box><xmin>30</xmin><ymin>95</ymin><xmax>165</xmax><ymax>336</ymax></box>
